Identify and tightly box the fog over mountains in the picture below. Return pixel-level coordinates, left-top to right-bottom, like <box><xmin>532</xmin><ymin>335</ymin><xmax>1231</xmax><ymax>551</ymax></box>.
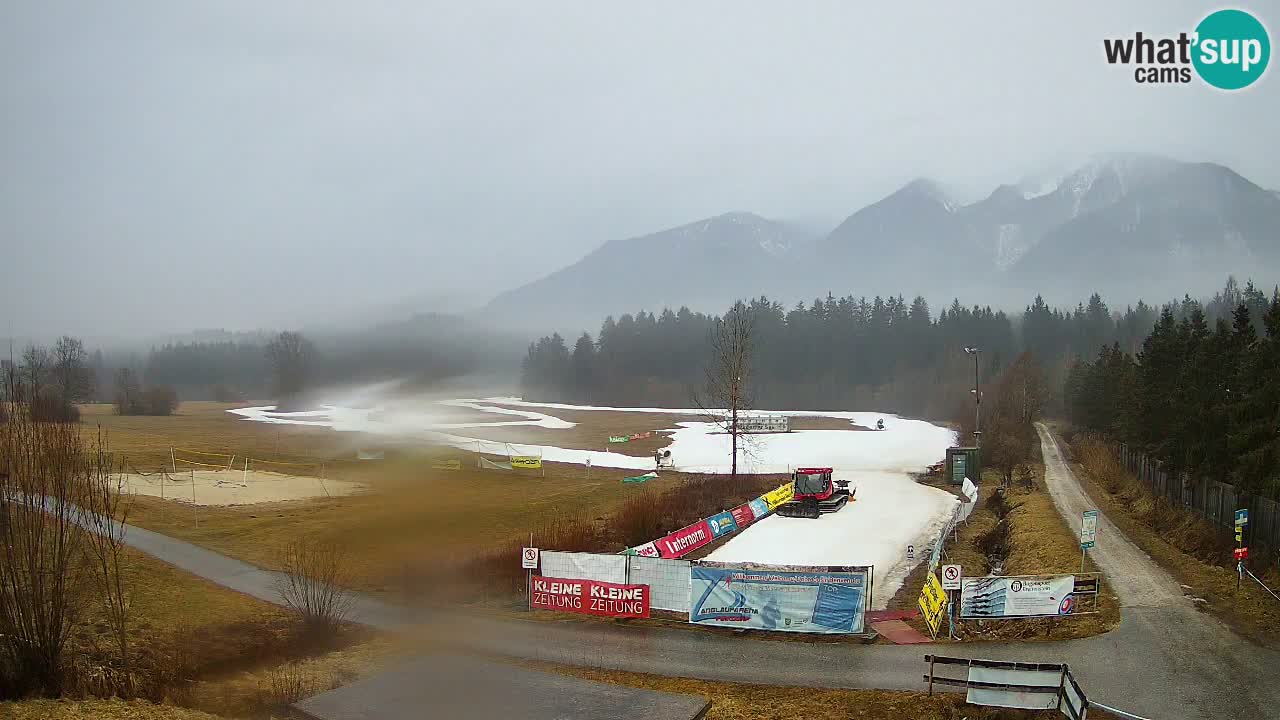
<box><xmin>483</xmin><ymin>154</ymin><xmax>1280</xmax><ymax>331</ymax></box>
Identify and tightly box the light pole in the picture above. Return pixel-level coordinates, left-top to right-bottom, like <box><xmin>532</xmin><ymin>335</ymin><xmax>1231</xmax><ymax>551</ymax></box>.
<box><xmin>964</xmin><ymin>346</ymin><xmax>981</xmax><ymax>448</ymax></box>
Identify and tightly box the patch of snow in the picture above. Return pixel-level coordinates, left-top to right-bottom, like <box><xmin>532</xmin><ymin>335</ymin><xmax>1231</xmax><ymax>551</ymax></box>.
<box><xmin>994</xmin><ymin>223</ymin><xmax>1028</xmax><ymax>270</ymax></box>
<box><xmin>706</xmin><ymin>473</ymin><xmax>958</xmax><ymax>609</ymax></box>
<box><xmin>232</xmin><ymin>393</ymin><xmax>960</xmax><ymax>609</ymax></box>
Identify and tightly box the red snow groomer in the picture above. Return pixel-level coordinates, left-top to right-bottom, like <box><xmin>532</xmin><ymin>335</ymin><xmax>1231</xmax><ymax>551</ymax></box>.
<box><xmin>775</xmin><ymin>467</ymin><xmax>854</xmax><ymax>519</ymax></box>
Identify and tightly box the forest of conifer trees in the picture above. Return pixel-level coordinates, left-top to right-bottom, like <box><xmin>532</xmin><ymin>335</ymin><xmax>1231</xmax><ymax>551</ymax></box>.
<box><xmin>1066</xmin><ymin>281</ymin><xmax>1280</xmax><ymax>499</ymax></box>
<box><xmin>521</xmin><ymin>278</ymin><xmax>1280</xmax><ymax>498</ymax></box>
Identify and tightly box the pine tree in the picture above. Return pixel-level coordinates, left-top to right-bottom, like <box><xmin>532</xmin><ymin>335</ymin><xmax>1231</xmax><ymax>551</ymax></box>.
<box><xmin>1231</xmin><ymin>297</ymin><xmax>1280</xmax><ymax>496</ymax></box>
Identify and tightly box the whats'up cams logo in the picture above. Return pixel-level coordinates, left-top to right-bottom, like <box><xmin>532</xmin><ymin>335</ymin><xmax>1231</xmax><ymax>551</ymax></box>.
<box><xmin>1104</xmin><ymin>8</ymin><xmax>1270</xmax><ymax>89</ymax></box>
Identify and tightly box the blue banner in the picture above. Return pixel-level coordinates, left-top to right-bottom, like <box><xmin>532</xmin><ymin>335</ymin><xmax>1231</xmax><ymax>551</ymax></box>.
<box><xmin>748</xmin><ymin>498</ymin><xmax>769</xmax><ymax>518</ymax></box>
<box><xmin>706</xmin><ymin>511</ymin><xmax>738</xmax><ymax>538</ymax></box>
<box><xmin>690</xmin><ymin>564</ymin><xmax>869</xmax><ymax>634</ymax></box>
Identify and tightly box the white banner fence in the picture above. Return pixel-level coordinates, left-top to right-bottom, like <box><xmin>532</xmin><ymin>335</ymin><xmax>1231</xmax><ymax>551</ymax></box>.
<box><xmin>539</xmin><ymin>551</ymin><xmax>692</xmax><ymax>613</ymax></box>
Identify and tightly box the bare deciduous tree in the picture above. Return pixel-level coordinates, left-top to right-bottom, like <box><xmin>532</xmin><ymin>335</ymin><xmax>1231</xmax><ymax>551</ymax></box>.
<box><xmin>113</xmin><ymin>368</ymin><xmax>143</xmax><ymax>416</ymax></box>
<box><xmin>52</xmin><ymin>336</ymin><xmax>96</xmax><ymax>405</ymax></box>
<box><xmin>695</xmin><ymin>301</ymin><xmax>756</xmax><ymax>482</ymax></box>
<box><xmin>266</xmin><ymin>331</ymin><xmax>316</xmax><ymax>406</ymax></box>
<box><xmin>275</xmin><ymin>538</ymin><xmax>353</xmax><ymax>638</ymax></box>
<box><xmin>80</xmin><ymin>431</ymin><xmax>134</xmax><ymax>695</ymax></box>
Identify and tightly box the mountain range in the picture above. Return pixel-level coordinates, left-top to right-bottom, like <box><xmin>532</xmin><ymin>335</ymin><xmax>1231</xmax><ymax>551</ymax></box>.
<box><xmin>483</xmin><ymin>154</ymin><xmax>1280</xmax><ymax>331</ymax></box>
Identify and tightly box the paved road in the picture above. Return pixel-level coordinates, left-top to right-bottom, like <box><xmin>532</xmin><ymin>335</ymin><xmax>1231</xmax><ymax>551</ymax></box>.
<box><xmin>296</xmin><ymin>655</ymin><xmax>710</xmax><ymax>720</ymax></box>
<box><xmin>113</xmin><ymin>427</ymin><xmax>1280</xmax><ymax>719</ymax></box>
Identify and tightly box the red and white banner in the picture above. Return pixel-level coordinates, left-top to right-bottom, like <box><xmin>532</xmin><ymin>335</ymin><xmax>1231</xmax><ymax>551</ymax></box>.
<box><xmin>730</xmin><ymin>503</ymin><xmax>756</xmax><ymax>530</ymax></box>
<box><xmin>656</xmin><ymin>519</ymin><xmax>713</xmax><ymax>558</ymax></box>
<box><xmin>530</xmin><ymin>576</ymin><xmax>650</xmax><ymax>618</ymax></box>
<box><xmin>631</xmin><ymin>541</ymin><xmax>660</xmax><ymax>558</ymax></box>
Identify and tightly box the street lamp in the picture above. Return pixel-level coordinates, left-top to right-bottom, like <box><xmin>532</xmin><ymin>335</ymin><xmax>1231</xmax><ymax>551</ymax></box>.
<box><xmin>963</xmin><ymin>346</ymin><xmax>981</xmax><ymax>447</ymax></box>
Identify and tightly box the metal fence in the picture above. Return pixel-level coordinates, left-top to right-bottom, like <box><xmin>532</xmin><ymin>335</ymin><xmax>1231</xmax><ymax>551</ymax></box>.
<box><xmin>539</xmin><ymin>551</ymin><xmax>692</xmax><ymax>613</ymax></box>
<box><xmin>1116</xmin><ymin>444</ymin><xmax>1280</xmax><ymax>561</ymax></box>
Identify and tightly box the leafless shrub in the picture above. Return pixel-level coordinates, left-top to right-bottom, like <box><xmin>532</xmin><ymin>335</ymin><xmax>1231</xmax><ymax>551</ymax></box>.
<box><xmin>0</xmin><ymin>366</ymin><xmax>127</xmax><ymax>697</ymax></box>
<box><xmin>261</xmin><ymin>660</ymin><xmax>324</xmax><ymax>708</ymax></box>
<box><xmin>276</xmin><ymin>539</ymin><xmax>354</xmax><ymax>638</ymax></box>
<box><xmin>142</xmin><ymin>385</ymin><xmax>179</xmax><ymax>416</ymax></box>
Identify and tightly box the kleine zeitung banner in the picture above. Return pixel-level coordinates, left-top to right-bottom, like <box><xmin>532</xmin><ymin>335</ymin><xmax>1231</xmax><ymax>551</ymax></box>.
<box><xmin>530</xmin><ymin>576</ymin><xmax>650</xmax><ymax>618</ymax></box>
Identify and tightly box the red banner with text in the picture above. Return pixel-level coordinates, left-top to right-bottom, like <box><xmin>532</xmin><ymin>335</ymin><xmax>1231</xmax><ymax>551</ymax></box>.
<box><xmin>655</xmin><ymin>519</ymin><xmax>713</xmax><ymax>558</ymax></box>
<box><xmin>530</xmin><ymin>576</ymin><xmax>651</xmax><ymax>618</ymax></box>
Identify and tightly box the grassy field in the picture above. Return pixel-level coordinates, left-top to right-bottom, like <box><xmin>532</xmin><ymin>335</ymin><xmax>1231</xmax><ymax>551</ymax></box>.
<box><xmin>0</xmin><ymin>699</ymin><xmax>230</xmax><ymax>720</ymax></box>
<box><xmin>65</xmin><ymin>541</ymin><xmax>399</xmax><ymax>719</ymax></box>
<box><xmin>520</xmin><ymin>661</ymin><xmax>1099</xmax><ymax>719</ymax></box>
<box><xmin>93</xmin><ymin>401</ymin><xmax>739</xmax><ymax>597</ymax></box>
<box><xmin>888</xmin><ymin>459</ymin><xmax>1121</xmax><ymax>642</ymax></box>
<box><xmin>80</xmin><ymin>402</ymin><xmax>347</xmax><ymax>473</ymax></box>
<box><xmin>1064</xmin><ymin>432</ymin><xmax>1280</xmax><ymax>647</ymax></box>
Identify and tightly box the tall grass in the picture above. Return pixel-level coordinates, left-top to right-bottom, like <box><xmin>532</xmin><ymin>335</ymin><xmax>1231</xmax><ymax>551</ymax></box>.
<box><xmin>1073</xmin><ymin>435</ymin><xmax>1235</xmax><ymax>566</ymax></box>
<box><xmin>459</xmin><ymin>473</ymin><xmax>785</xmax><ymax>599</ymax></box>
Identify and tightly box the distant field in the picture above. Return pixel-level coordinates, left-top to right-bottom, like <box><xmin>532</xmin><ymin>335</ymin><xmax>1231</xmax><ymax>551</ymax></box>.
<box><xmin>100</xmin><ymin>400</ymin><xmax>687</xmax><ymax>595</ymax></box>
<box><xmin>81</xmin><ymin>402</ymin><xmax>355</xmax><ymax>473</ymax></box>
<box><xmin>105</xmin><ymin>399</ymin><xmax>880</xmax><ymax>599</ymax></box>
<box><xmin>453</xmin><ymin>406</ymin><xmax>701</xmax><ymax>457</ymax></box>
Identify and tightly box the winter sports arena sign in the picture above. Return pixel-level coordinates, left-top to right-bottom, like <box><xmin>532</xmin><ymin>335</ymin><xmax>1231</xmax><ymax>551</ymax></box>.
<box><xmin>530</xmin><ymin>576</ymin><xmax>650</xmax><ymax>618</ymax></box>
<box><xmin>960</xmin><ymin>575</ymin><xmax>1077</xmax><ymax>619</ymax></box>
<box><xmin>689</xmin><ymin>563</ymin><xmax>870</xmax><ymax>634</ymax></box>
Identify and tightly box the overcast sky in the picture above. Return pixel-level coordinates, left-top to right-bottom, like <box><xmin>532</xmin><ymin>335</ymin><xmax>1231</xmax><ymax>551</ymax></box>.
<box><xmin>3</xmin><ymin>1</ymin><xmax>1277</xmax><ymax>338</ymax></box>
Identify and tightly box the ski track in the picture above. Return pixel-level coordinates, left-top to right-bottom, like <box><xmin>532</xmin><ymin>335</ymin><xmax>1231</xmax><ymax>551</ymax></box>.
<box><xmin>231</xmin><ymin>392</ymin><xmax>959</xmax><ymax>605</ymax></box>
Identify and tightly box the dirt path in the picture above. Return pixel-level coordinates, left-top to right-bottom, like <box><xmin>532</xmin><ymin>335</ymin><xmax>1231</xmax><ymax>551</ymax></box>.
<box><xmin>1036</xmin><ymin>425</ymin><xmax>1186</xmax><ymax>609</ymax></box>
<box><xmin>1035</xmin><ymin>423</ymin><xmax>1280</xmax><ymax>718</ymax></box>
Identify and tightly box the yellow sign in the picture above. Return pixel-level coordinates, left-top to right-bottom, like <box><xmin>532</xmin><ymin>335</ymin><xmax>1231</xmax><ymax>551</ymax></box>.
<box><xmin>431</xmin><ymin>459</ymin><xmax>462</xmax><ymax>471</ymax></box>
<box><xmin>510</xmin><ymin>456</ymin><xmax>543</xmax><ymax>469</ymax></box>
<box><xmin>762</xmin><ymin>482</ymin><xmax>795</xmax><ymax>511</ymax></box>
<box><xmin>917</xmin><ymin>571</ymin><xmax>948</xmax><ymax>637</ymax></box>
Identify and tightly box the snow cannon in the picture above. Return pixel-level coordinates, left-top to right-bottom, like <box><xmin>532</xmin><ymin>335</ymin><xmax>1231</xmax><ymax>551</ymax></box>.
<box><xmin>775</xmin><ymin>467</ymin><xmax>853</xmax><ymax>519</ymax></box>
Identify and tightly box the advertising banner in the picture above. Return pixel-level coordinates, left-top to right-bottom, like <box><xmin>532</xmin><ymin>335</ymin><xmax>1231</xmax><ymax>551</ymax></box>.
<box><xmin>625</xmin><ymin>541</ymin><xmax>660</xmax><ymax>558</ymax></box>
<box><xmin>608</xmin><ymin>435</ymin><xmax>629</xmax><ymax>444</ymax></box>
<box><xmin>707</xmin><ymin>511</ymin><xmax>738</xmax><ymax>538</ymax></box>
<box><xmin>656</xmin><ymin>520</ymin><xmax>713</xmax><ymax>558</ymax></box>
<box><xmin>730</xmin><ymin>503</ymin><xmax>756</xmax><ymax>529</ymax></box>
<box><xmin>762</xmin><ymin>483</ymin><xmax>795</xmax><ymax>511</ymax></box>
<box><xmin>530</xmin><ymin>576</ymin><xmax>650</xmax><ymax>618</ymax></box>
<box><xmin>960</xmin><ymin>575</ymin><xmax>1077</xmax><ymax>619</ymax></box>
<box><xmin>689</xmin><ymin>563</ymin><xmax>869</xmax><ymax>634</ymax></box>
<box><xmin>431</xmin><ymin>458</ymin><xmax>462</xmax><ymax>471</ymax></box>
<box><xmin>748</xmin><ymin>498</ymin><xmax>769</xmax><ymax>519</ymax></box>
<box><xmin>917</xmin><ymin>571</ymin><xmax>948</xmax><ymax>637</ymax></box>
<box><xmin>510</xmin><ymin>455</ymin><xmax>542</xmax><ymax>469</ymax></box>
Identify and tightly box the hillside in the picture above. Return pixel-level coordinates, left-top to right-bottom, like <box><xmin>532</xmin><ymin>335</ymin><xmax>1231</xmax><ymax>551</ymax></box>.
<box><xmin>482</xmin><ymin>154</ymin><xmax>1280</xmax><ymax>331</ymax></box>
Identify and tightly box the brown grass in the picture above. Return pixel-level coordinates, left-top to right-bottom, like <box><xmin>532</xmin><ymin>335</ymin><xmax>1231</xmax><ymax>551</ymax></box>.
<box><xmin>517</xmin><ymin>660</ymin><xmax>1089</xmax><ymax>719</ymax></box>
<box><xmin>888</xmin><ymin>461</ymin><xmax>1120</xmax><ymax>642</ymax></box>
<box><xmin>789</xmin><ymin>416</ymin><xmax>871</xmax><ymax>431</ymax></box>
<box><xmin>187</xmin><ymin>634</ymin><xmax>408</xmax><ymax>719</ymax></box>
<box><xmin>0</xmin><ymin>699</ymin><xmax>231</xmax><ymax>719</ymax></box>
<box><xmin>463</xmin><ymin>473</ymin><xmax>786</xmax><ymax>598</ymax></box>
<box><xmin>101</xmin><ymin>400</ymin><xmax>785</xmax><ymax>601</ymax></box>
<box><xmin>79</xmin><ymin>402</ymin><xmax>344</xmax><ymax>474</ymax></box>
<box><xmin>1066</xmin><ymin>432</ymin><xmax>1280</xmax><ymax>647</ymax></box>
